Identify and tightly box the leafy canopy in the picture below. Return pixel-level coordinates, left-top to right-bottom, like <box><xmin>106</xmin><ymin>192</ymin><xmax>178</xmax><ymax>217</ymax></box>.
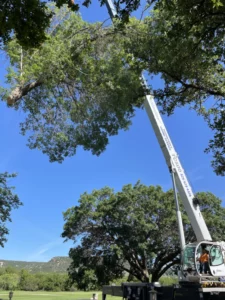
<box><xmin>0</xmin><ymin>172</ymin><xmax>22</xmax><ymax>247</ymax></box>
<box><xmin>0</xmin><ymin>0</ymin><xmax>141</xmax><ymax>48</ymax></box>
<box><xmin>0</xmin><ymin>0</ymin><xmax>51</xmax><ymax>48</ymax></box>
<box><xmin>62</xmin><ymin>182</ymin><xmax>225</xmax><ymax>282</ymax></box>
<box><xmin>2</xmin><ymin>2</ymin><xmax>225</xmax><ymax>175</ymax></box>
<box><xmin>1</xmin><ymin>6</ymin><xmax>144</xmax><ymax>163</ymax></box>
<box><xmin>125</xmin><ymin>0</ymin><xmax>225</xmax><ymax>175</ymax></box>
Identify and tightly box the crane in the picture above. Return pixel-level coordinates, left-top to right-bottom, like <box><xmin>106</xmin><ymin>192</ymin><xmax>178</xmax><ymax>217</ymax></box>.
<box><xmin>104</xmin><ymin>0</ymin><xmax>225</xmax><ymax>284</ymax></box>
<box><xmin>141</xmin><ymin>76</ymin><xmax>225</xmax><ymax>281</ymax></box>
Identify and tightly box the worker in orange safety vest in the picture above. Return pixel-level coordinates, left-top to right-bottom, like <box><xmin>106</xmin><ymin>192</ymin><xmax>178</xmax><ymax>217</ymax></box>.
<box><xmin>198</xmin><ymin>249</ymin><xmax>210</xmax><ymax>274</ymax></box>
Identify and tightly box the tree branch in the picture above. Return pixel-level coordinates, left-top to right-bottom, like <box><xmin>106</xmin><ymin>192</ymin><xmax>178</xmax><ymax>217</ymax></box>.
<box><xmin>161</xmin><ymin>69</ymin><xmax>225</xmax><ymax>98</ymax></box>
<box><xmin>7</xmin><ymin>80</ymin><xmax>43</xmax><ymax>106</ymax></box>
<box><xmin>157</xmin><ymin>259</ymin><xmax>180</xmax><ymax>279</ymax></box>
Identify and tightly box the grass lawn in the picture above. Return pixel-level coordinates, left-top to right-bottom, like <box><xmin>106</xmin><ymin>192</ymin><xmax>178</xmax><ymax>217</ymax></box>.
<box><xmin>0</xmin><ymin>291</ymin><xmax>121</xmax><ymax>300</ymax></box>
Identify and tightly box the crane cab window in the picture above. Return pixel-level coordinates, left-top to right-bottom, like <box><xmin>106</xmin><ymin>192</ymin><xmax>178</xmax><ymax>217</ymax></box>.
<box><xmin>183</xmin><ymin>246</ymin><xmax>196</xmax><ymax>271</ymax></box>
<box><xmin>210</xmin><ymin>245</ymin><xmax>223</xmax><ymax>266</ymax></box>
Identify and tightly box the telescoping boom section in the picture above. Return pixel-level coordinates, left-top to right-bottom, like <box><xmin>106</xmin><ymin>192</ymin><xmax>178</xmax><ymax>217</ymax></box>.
<box><xmin>142</xmin><ymin>82</ymin><xmax>212</xmax><ymax>243</ymax></box>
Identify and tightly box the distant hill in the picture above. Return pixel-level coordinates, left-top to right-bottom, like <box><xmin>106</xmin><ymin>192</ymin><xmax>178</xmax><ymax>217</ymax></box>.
<box><xmin>0</xmin><ymin>256</ymin><xmax>72</xmax><ymax>273</ymax></box>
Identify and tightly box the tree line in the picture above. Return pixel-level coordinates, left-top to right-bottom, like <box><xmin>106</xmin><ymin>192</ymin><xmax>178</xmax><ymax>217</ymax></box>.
<box><xmin>0</xmin><ymin>265</ymin><xmax>178</xmax><ymax>291</ymax></box>
<box><xmin>0</xmin><ymin>267</ymin><xmax>72</xmax><ymax>291</ymax></box>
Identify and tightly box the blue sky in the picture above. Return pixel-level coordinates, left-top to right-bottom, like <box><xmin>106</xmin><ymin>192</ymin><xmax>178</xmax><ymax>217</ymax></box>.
<box><xmin>0</xmin><ymin>2</ymin><xmax>224</xmax><ymax>262</ymax></box>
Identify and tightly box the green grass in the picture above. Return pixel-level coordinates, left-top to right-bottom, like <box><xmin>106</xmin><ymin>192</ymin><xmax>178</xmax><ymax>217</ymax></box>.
<box><xmin>0</xmin><ymin>291</ymin><xmax>121</xmax><ymax>300</ymax></box>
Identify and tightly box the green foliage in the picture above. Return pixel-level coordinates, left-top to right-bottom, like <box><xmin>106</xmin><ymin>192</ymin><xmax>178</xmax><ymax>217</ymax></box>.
<box><xmin>125</xmin><ymin>0</ymin><xmax>225</xmax><ymax>175</ymax></box>
<box><xmin>0</xmin><ymin>0</ymin><xmax>142</xmax><ymax>48</ymax></box>
<box><xmin>62</xmin><ymin>182</ymin><xmax>225</xmax><ymax>283</ymax></box>
<box><xmin>39</xmin><ymin>272</ymin><xmax>69</xmax><ymax>291</ymax></box>
<box><xmin>19</xmin><ymin>270</ymin><xmax>39</xmax><ymax>291</ymax></box>
<box><xmin>67</xmin><ymin>245</ymin><xmax>124</xmax><ymax>287</ymax></box>
<box><xmin>159</xmin><ymin>276</ymin><xmax>178</xmax><ymax>286</ymax></box>
<box><xmin>0</xmin><ymin>268</ymin><xmax>71</xmax><ymax>291</ymax></box>
<box><xmin>110</xmin><ymin>276</ymin><xmax>129</xmax><ymax>285</ymax></box>
<box><xmin>4</xmin><ymin>266</ymin><xmax>19</xmax><ymax>274</ymax></box>
<box><xmin>0</xmin><ymin>273</ymin><xmax>20</xmax><ymax>290</ymax></box>
<box><xmin>196</xmin><ymin>191</ymin><xmax>225</xmax><ymax>240</ymax></box>
<box><xmin>0</xmin><ymin>172</ymin><xmax>22</xmax><ymax>247</ymax></box>
<box><xmin>2</xmin><ymin>5</ymin><xmax>144</xmax><ymax>163</ymax></box>
<box><xmin>62</xmin><ymin>182</ymin><xmax>180</xmax><ymax>282</ymax></box>
<box><xmin>0</xmin><ymin>0</ymin><xmax>52</xmax><ymax>48</ymax></box>
<box><xmin>3</xmin><ymin>2</ymin><xmax>225</xmax><ymax>175</ymax></box>
<box><xmin>71</xmin><ymin>268</ymin><xmax>98</xmax><ymax>291</ymax></box>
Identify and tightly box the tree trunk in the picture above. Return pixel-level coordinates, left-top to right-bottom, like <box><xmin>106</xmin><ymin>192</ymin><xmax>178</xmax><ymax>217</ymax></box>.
<box><xmin>151</xmin><ymin>272</ymin><xmax>160</xmax><ymax>283</ymax></box>
<box><xmin>137</xmin><ymin>268</ymin><xmax>150</xmax><ymax>282</ymax></box>
<box><xmin>127</xmin><ymin>274</ymin><xmax>136</xmax><ymax>282</ymax></box>
<box><xmin>143</xmin><ymin>269</ymin><xmax>150</xmax><ymax>282</ymax></box>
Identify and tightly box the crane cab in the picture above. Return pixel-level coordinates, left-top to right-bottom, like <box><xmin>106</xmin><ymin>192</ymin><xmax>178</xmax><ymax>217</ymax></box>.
<box><xmin>180</xmin><ymin>241</ymin><xmax>225</xmax><ymax>282</ymax></box>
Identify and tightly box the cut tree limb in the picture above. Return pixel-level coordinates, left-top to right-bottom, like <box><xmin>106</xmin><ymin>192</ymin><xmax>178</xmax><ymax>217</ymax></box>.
<box><xmin>7</xmin><ymin>80</ymin><xmax>43</xmax><ymax>106</ymax></box>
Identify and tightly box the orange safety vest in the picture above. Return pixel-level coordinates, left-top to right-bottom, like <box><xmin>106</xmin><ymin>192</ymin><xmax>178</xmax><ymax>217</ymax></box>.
<box><xmin>199</xmin><ymin>253</ymin><xmax>209</xmax><ymax>263</ymax></box>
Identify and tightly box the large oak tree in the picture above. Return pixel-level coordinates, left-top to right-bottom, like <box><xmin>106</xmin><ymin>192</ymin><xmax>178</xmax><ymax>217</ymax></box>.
<box><xmin>62</xmin><ymin>182</ymin><xmax>225</xmax><ymax>283</ymax></box>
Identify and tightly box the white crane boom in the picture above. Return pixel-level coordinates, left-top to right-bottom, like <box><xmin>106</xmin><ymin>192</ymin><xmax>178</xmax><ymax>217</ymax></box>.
<box><xmin>105</xmin><ymin>0</ymin><xmax>212</xmax><ymax>242</ymax></box>
<box><xmin>142</xmin><ymin>78</ymin><xmax>212</xmax><ymax>242</ymax></box>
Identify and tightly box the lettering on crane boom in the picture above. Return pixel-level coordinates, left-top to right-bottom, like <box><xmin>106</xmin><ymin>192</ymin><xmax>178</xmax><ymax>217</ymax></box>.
<box><xmin>160</xmin><ymin>127</ymin><xmax>173</xmax><ymax>152</ymax></box>
<box><xmin>160</xmin><ymin>122</ymin><xmax>193</xmax><ymax>199</ymax></box>
<box><xmin>150</xmin><ymin>98</ymin><xmax>193</xmax><ymax>201</ymax></box>
<box><xmin>172</xmin><ymin>155</ymin><xmax>193</xmax><ymax>199</ymax></box>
